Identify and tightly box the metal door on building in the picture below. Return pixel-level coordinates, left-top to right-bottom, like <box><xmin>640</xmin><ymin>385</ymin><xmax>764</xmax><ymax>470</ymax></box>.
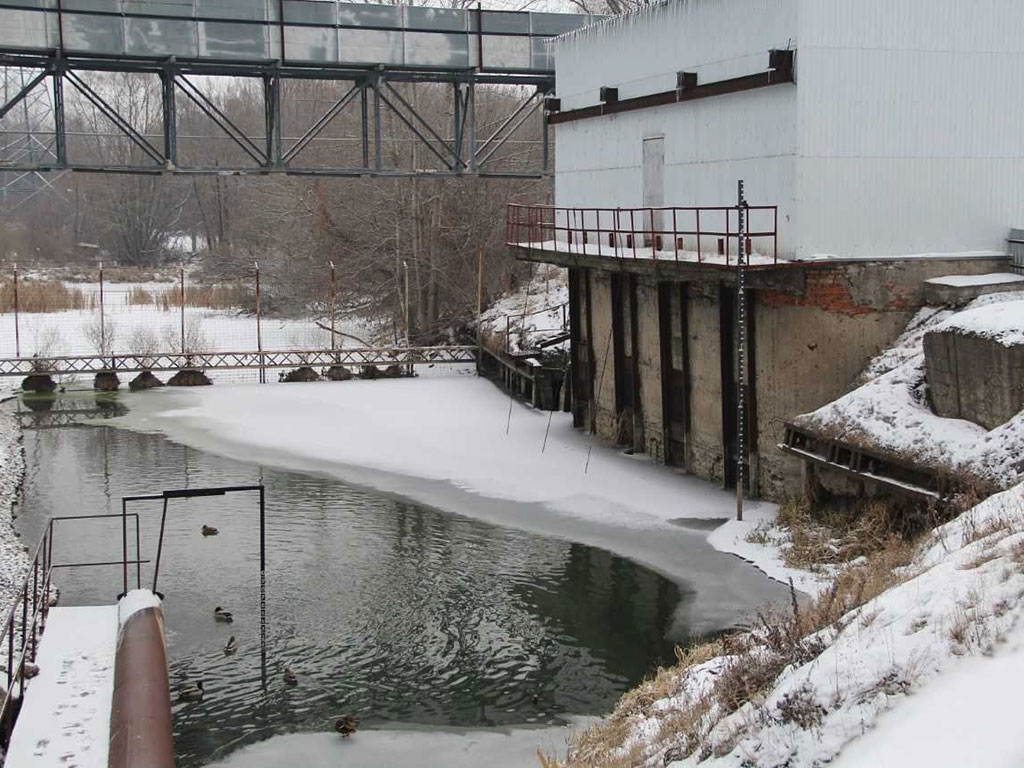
<box><xmin>642</xmin><ymin>136</ymin><xmax>665</xmax><ymax>248</ymax></box>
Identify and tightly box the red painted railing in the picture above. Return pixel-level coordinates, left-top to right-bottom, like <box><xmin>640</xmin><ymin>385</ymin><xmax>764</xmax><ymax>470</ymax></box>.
<box><xmin>505</xmin><ymin>203</ymin><xmax>779</xmax><ymax>265</ymax></box>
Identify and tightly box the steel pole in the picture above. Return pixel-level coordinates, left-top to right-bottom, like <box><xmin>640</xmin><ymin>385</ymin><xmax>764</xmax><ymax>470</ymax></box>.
<box><xmin>476</xmin><ymin>245</ymin><xmax>483</xmax><ymax>374</ymax></box>
<box><xmin>735</xmin><ymin>180</ymin><xmax>747</xmax><ymax>522</ymax></box>
<box><xmin>329</xmin><ymin>262</ymin><xmax>336</xmax><ymax>353</ymax></box>
<box><xmin>179</xmin><ymin>266</ymin><xmax>185</xmax><ymax>355</ymax></box>
<box><xmin>99</xmin><ymin>263</ymin><xmax>105</xmax><ymax>358</ymax></box>
<box><xmin>12</xmin><ymin>263</ymin><xmax>19</xmax><ymax>358</ymax></box>
<box><xmin>255</xmin><ymin>262</ymin><xmax>264</xmax><ymax>384</ymax></box>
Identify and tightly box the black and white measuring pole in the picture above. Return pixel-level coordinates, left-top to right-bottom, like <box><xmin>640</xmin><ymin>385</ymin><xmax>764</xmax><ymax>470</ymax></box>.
<box><xmin>735</xmin><ymin>180</ymin><xmax>748</xmax><ymax>522</ymax></box>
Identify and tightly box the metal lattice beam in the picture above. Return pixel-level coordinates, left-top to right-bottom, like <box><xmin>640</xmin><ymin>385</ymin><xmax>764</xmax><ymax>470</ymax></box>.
<box><xmin>0</xmin><ymin>51</ymin><xmax>555</xmax><ymax>178</ymax></box>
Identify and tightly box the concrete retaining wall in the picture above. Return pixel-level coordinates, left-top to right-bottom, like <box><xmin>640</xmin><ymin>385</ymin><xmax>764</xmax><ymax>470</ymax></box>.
<box><xmin>552</xmin><ymin>252</ymin><xmax>1008</xmax><ymax>501</ymax></box>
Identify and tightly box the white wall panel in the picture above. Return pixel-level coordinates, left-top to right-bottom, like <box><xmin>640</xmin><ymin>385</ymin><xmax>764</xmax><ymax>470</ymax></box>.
<box><xmin>795</xmin><ymin>0</ymin><xmax>1024</xmax><ymax>256</ymax></box>
<box><xmin>553</xmin><ymin>0</ymin><xmax>797</xmax><ymax>110</ymax></box>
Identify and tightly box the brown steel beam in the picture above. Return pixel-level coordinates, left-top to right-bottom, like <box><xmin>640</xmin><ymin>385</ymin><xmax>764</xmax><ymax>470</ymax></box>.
<box><xmin>548</xmin><ymin>63</ymin><xmax>794</xmax><ymax>126</ymax></box>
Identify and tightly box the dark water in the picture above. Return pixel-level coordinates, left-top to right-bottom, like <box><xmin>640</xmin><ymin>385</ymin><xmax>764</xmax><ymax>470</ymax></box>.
<box><xmin>15</xmin><ymin>400</ymin><xmax>693</xmax><ymax>767</ymax></box>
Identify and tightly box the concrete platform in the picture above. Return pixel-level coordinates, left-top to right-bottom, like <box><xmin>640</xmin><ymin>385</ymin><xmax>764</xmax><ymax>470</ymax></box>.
<box><xmin>923</xmin><ymin>272</ymin><xmax>1024</xmax><ymax>306</ymax></box>
<box><xmin>5</xmin><ymin>606</ymin><xmax>118</xmax><ymax>768</ymax></box>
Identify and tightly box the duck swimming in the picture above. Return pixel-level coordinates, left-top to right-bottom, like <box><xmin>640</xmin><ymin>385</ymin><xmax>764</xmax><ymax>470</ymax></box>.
<box><xmin>224</xmin><ymin>636</ymin><xmax>237</xmax><ymax>655</ymax></box>
<box><xmin>283</xmin><ymin>666</ymin><xmax>298</xmax><ymax>685</ymax></box>
<box><xmin>178</xmin><ymin>681</ymin><xmax>204</xmax><ymax>702</ymax></box>
<box><xmin>213</xmin><ymin>606</ymin><xmax>233</xmax><ymax>623</ymax></box>
<box><xmin>201</xmin><ymin>525</ymin><xmax>219</xmax><ymax>536</ymax></box>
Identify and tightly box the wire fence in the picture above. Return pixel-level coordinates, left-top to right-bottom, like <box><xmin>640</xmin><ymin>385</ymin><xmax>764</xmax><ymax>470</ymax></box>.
<box><xmin>0</xmin><ymin>263</ymin><xmax>384</xmax><ymax>385</ymax></box>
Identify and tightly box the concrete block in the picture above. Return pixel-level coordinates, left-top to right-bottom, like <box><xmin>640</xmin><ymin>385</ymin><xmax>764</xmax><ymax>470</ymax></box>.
<box><xmin>922</xmin><ymin>273</ymin><xmax>1024</xmax><ymax>307</ymax></box>
<box><xmin>925</xmin><ymin>329</ymin><xmax>1024</xmax><ymax>429</ymax></box>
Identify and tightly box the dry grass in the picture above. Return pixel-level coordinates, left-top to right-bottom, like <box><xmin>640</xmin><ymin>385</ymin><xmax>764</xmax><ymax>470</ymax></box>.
<box><xmin>0</xmin><ymin>279</ymin><xmax>86</xmax><ymax>313</ymax></box>
<box><xmin>125</xmin><ymin>285</ymin><xmax>153</xmax><ymax>306</ymax></box>
<box><xmin>548</xmin><ymin>534</ymin><xmax>920</xmax><ymax>768</ymax></box>
<box><xmin>156</xmin><ymin>282</ymin><xmax>254</xmax><ymax>311</ymax></box>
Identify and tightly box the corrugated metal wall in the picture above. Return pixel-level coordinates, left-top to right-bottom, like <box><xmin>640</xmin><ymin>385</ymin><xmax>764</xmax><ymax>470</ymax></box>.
<box><xmin>553</xmin><ymin>0</ymin><xmax>799</xmax><ymax>255</ymax></box>
<box><xmin>795</xmin><ymin>0</ymin><xmax>1024</xmax><ymax>258</ymax></box>
<box><xmin>552</xmin><ymin>0</ymin><xmax>1024</xmax><ymax>260</ymax></box>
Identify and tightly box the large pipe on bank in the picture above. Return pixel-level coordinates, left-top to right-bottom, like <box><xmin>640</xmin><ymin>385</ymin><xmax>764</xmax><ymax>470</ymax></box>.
<box><xmin>108</xmin><ymin>592</ymin><xmax>174</xmax><ymax>768</ymax></box>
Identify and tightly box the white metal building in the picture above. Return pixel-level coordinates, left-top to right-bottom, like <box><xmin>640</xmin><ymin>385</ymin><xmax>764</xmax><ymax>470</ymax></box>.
<box><xmin>551</xmin><ymin>0</ymin><xmax>1024</xmax><ymax>259</ymax></box>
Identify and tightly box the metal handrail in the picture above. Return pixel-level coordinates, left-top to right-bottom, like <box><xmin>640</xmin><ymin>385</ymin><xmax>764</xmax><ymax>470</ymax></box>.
<box><xmin>505</xmin><ymin>203</ymin><xmax>780</xmax><ymax>265</ymax></box>
<box><xmin>0</xmin><ymin>513</ymin><xmax>144</xmax><ymax>748</ymax></box>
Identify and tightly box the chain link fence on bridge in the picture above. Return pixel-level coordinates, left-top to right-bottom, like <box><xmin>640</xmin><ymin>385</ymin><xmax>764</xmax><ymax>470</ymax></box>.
<box><xmin>0</xmin><ymin>263</ymin><xmax>386</xmax><ymax>386</ymax></box>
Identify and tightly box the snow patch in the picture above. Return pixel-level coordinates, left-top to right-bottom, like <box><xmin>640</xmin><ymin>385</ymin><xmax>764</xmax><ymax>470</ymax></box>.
<box><xmin>117</xmin><ymin>589</ymin><xmax>161</xmax><ymax>630</ymax></box>
<box><xmin>925</xmin><ymin>272</ymin><xmax>1024</xmax><ymax>287</ymax></box>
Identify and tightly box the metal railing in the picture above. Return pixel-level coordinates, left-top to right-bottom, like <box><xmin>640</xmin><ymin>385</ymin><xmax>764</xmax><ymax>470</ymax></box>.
<box><xmin>0</xmin><ymin>513</ymin><xmax>144</xmax><ymax>748</ymax></box>
<box><xmin>506</xmin><ymin>203</ymin><xmax>780</xmax><ymax>265</ymax></box>
<box><xmin>0</xmin><ymin>346</ymin><xmax>479</xmax><ymax>378</ymax></box>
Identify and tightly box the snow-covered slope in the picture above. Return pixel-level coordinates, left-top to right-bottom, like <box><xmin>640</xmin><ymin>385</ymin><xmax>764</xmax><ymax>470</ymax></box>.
<box><xmin>478</xmin><ymin>265</ymin><xmax>568</xmax><ymax>354</ymax></box>
<box><xmin>571</xmin><ymin>482</ymin><xmax>1024</xmax><ymax>768</ymax></box>
<box><xmin>794</xmin><ymin>292</ymin><xmax>1024</xmax><ymax>488</ymax></box>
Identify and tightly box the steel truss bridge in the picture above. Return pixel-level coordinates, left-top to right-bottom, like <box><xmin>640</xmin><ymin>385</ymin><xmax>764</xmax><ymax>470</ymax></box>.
<box><xmin>0</xmin><ymin>0</ymin><xmax>598</xmax><ymax>179</ymax></box>
<box><xmin>2</xmin><ymin>345</ymin><xmax>479</xmax><ymax>377</ymax></box>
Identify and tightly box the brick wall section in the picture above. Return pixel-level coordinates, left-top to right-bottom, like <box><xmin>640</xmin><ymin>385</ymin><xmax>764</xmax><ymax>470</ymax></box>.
<box><xmin>760</xmin><ymin>265</ymin><xmax>917</xmax><ymax>315</ymax></box>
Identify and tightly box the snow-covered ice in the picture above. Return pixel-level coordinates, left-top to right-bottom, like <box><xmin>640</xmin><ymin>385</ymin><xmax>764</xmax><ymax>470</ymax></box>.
<box><xmin>110</xmin><ymin>375</ymin><xmax>800</xmax><ymax>627</ymax></box>
<box><xmin>207</xmin><ymin>720</ymin><xmax>591</xmax><ymax>768</ymax></box>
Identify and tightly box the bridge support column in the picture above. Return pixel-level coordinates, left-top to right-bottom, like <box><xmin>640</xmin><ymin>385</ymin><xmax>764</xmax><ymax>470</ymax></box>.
<box><xmin>94</xmin><ymin>371</ymin><xmax>120</xmax><ymax>391</ymax></box>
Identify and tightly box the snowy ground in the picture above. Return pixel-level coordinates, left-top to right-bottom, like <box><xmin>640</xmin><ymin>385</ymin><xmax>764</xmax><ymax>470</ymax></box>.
<box><xmin>0</xmin><ymin>406</ymin><xmax>30</xmax><ymax>623</ymax></box>
<box><xmin>795</xmin><ymin>290</ymin><xmax>1024</xmax><ymax>488</ymax></box>
<box><xmin>479</xmin><ymin>265</ymin><xmax>569</xmax><ymax>355</ymax></box>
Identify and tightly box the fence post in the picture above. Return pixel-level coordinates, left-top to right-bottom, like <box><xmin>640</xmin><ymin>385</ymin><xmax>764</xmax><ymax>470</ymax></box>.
<box><xmin>255</xmin><ymin>262</ymin><xmax>264</xmax><ymax>384</ymax></box>
<box><xmin>179</xmin><ymin>266</ymin><xmax>186</xmax><ymax>355</ymax></box>
<box><xmin>476</xmin><ymin>245</ymin><xmax>483</xmax><ymax>374</ymax></box>
<box><xmin>12</xmin><ymin>263</ymin><xmax>19</xmax><ymax>358</ymax></box>
<box><xmin>99</xmin><ymin>262</ymin><xmax>106</xmax><ymax>361</ymax></box>
<box><xmin>329</xmin><ymin>261</ymin><xmax>336</xmax><ymax>356</ymax></box>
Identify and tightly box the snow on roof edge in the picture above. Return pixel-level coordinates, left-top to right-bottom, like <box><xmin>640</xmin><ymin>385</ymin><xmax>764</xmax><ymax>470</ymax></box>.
<box><xmin>551</xmin><ymin>0</ymin><xmax>671</xmax><ymax>44</ymax></box>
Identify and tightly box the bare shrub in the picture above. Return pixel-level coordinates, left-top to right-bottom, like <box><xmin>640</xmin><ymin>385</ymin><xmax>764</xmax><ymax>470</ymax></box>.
<box><xmin>161</xmin><ymin>316</ymin><xmax>207</xmax><ymax>353</ymax></box>
<box><xmin>82</xmin><ymin>315</ymin><xmax>117</xmax><ymax>356</ymax></box>
<box><xmin>127</xmin><ymin>325</ymin><xmax>160</xmax><ymax>356</ymax></box>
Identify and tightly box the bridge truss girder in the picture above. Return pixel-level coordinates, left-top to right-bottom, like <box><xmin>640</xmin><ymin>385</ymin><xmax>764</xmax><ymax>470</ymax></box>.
<box><xmin>0</xmin><ymin>52</ymin><xmax>554</xmax><ymax>179</ymax></box>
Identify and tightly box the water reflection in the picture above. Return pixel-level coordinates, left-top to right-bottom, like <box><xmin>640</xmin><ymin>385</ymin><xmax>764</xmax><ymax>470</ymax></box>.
<box><xmin>17</xmin><ymin>417</ymin><xmax>690</xmax><ymax>767</ymax></box>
